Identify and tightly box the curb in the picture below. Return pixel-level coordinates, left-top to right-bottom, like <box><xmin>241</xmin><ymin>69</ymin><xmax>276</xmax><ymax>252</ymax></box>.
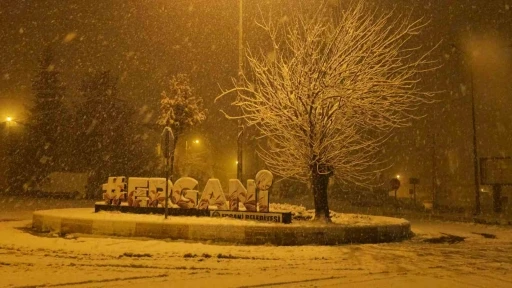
<box><xmin>32</xmin><ymin>209</ymin><xmax>411</xmax><ymax>246</ymax></box>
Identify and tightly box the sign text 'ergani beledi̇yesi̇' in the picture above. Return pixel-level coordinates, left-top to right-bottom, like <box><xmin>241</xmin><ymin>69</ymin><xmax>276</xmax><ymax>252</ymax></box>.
<box><xmin>210</xmin><ymin>210</ymin><xmax>282</xmax><ymax>223</ymax></box>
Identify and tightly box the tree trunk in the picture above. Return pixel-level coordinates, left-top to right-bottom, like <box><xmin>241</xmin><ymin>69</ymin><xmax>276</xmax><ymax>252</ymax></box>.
<box><xmin>311</xmin><ymin>170</ymin><xmax>332</xmax><ymax>223</ymax></box>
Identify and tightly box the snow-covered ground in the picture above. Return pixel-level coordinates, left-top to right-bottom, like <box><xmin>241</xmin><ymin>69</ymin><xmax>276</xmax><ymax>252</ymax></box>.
<box><xmin>1</xmin><ymin>198</ymin><xmax>512</xmax><ymax>287</ymax></box>
<box><xmin>1</xmin><ymin>219</ymin><xmax>511</xmax><ymax>287</ymax></box>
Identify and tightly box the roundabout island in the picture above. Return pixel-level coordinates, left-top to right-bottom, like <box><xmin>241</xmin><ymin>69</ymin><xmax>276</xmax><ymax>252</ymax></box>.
<box><xmin>32</xmin><ymin>172</ymin><xmax>411</xmax><ymax>245</ymax></box>
<box><xmin>32</xmin><ymin>204</ymin><xmax>411</xmax><ymax>246</ymax></box>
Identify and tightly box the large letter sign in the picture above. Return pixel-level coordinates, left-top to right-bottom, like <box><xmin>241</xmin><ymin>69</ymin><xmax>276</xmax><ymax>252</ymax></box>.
<box><xmin>102</xmin><ymin>170</ymin><xmax>274</xmax><ymax>212</ymax></box>
<box><xmin>97</xmin><ymin>171</ymin><xmax>289</xmax><ymax>222</ymax></box>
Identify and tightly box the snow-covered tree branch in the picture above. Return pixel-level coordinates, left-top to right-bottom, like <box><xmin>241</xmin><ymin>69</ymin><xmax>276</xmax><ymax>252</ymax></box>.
<box><xmin>157</xmin><ymin>74</ymin><xmax>207</xmax><ymax>135</ymax></box>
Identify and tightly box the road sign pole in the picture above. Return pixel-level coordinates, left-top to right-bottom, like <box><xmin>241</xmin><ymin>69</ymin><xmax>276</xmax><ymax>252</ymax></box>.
<box><xmin>161</xmin><ymin>127</ymin><xmax>174</xmax><ymax>220</ymax></box>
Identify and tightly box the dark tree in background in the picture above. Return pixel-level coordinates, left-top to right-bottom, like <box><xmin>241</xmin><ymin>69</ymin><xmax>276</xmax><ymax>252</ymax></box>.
<box><xmin>75</xmin><ymin>70</ymin><xmax>153</xmax><ymax>198</ymax></box>
<box><xmin>6</xmin><ymin>48</ymin><xmax>72</xmax><ymax>193</ymax></box>
<box><xmin>4</xmin><ymin>126</ymin><xmax>28</xmax><ymax>194</ymax></box>
<box><xmin>30</xmin><ymin>47</ymin><xmax>70</xmax><ymax>172</ymax></box>
<box><xmin>3</xmin><ymin>49</ymin><xmax>158</xmax><ymax>197</ymax></box>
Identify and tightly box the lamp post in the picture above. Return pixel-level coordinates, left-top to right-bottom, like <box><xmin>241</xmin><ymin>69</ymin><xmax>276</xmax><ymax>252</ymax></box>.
<box><xmin>237</xmin><ymin>0</ymin><xmax>244</xmax><ymax>182</ymax></box>
<box><xmin>431</xmin><ymin>112</ymin><xmax>438</xmax><ymax>211</ymax></box>
<box><xmin>161</xmin><ymin>127</ymin><xmax>174</xmax><ymax>219</ymax></box>
<box><xmin>451</xmin><ymin>44</ymin><xmax>481</xmax><ymax>215</ymax></box>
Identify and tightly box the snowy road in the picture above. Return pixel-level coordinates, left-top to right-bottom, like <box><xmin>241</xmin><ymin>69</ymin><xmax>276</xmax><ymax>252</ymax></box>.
<box><xmin>0</xmin><ymin>197</ymin><xmax>511</xmax><ymax>287</ymax></box>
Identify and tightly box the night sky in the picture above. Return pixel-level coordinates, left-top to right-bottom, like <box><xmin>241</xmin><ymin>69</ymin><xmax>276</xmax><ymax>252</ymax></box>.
<box><xmin>1</xmin><ymin>0</ymin><xmax>512</xmax><ymax>203</ymax></box>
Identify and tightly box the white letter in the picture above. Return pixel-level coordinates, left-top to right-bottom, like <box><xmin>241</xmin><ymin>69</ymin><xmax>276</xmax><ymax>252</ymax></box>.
<box><xmin>197</xmin><ymin>179</ymin><xmax>228</xmax><ymax>210</ymax></box>
<box><xmin>244</xmin><ymin>179</ymin><xmax>257</xmax><ymax>212</ymax></box>
<box><xmin>228</xmin><ymin>179</ymin><xmax>247</xmax><ymax>211</ymax></box>
<box><xmin>171</xmin><ymin>177</ymin><xmax>198</xmax><ymax>205</ymax></box>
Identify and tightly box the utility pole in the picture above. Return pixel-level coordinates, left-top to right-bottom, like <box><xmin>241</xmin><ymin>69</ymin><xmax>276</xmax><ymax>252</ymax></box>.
<box><xmin>185</xmin><ymin>140</ymin><xmax>189</xmax><ymax>168</ymax></box>
<box><xmin>237</xmin><ymin>0</ymin><xmax>244</xmax><ymax>181</ymax></box>
<box><xmin>469</xmin><ymin>68</ymin><xmax>481</xmax><ymax>215</ymax></box>
<box><xmin>431</xmin><ymin>125</ymin><xmax>437</xmax><ymax>211</ymax></box>
<box><xmin>162</xmin><ymin>127</ymin><xmax>174</xmax><ymax>219</ymax></box>
<box><xmin>165</xmin><ymin>130</ymin><xmax>170</xmax><ymax>219</ymax></box>
<box><xmin>451</xmin><ymin>44</ymin><xmax>480</xmax><ymax>215</ymax></box>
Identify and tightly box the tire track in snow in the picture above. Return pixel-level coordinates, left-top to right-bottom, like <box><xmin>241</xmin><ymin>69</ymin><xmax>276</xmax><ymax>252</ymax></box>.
<box><xmin>236</xmin><ymin>276</ymin><xmax>347</xmax><ymax>288</ymax></box>
<box><xmin>14</xmin><ymin>273</ymin><xmax>169</xmax><ymax>288</ymax></box>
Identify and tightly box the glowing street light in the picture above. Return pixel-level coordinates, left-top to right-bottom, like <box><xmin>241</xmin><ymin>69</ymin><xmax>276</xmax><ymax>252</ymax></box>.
<box><xmin>396</xmin><ymin>174</ymin><xmax>401</xmax><ymax>179</ymax></box>
<box><xmin>6</xmin><ymin>116</ymin><xmax>12</xmax><ymax>122</ymax></box>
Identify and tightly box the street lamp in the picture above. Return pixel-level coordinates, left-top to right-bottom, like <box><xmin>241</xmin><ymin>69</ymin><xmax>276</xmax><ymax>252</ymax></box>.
<box><xmin>161</xmin><ymin>126</ymin><xmax>174</xmax><ymax>219</ymax></box>
<box><xmin>451</xmin><ymin>44</ymin><xmax>481</xmax><ymax>215</ymax></box>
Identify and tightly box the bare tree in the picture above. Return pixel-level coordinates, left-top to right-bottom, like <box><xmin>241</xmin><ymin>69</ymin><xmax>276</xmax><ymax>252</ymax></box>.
<box><xmin>217</xmin><ymin>1</ymin><xmax>437</xmax><ymax>222</ymax></box>
<box><xmin>157</xmin><ymin>74</ymin><xmax>207</xmax><ymax>179</ymax></box>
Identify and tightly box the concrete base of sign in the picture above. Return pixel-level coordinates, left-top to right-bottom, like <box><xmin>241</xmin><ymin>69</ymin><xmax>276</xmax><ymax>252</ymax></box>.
<box><xmin>94</xmin><ymin>203</ymin><xmax>293</xmax><ymax>224</ymax></box>
<box><xmin>32</xmin><ymin>208</ymin><xmax>411</xmax><ymax>245</ymax></box>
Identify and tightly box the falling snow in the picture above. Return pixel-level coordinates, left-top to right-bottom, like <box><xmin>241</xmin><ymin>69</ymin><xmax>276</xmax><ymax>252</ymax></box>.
<box><xmin>1</xmin><ymin>0</ymin><xmax>512</xmax><ymax>286</ymax></box>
